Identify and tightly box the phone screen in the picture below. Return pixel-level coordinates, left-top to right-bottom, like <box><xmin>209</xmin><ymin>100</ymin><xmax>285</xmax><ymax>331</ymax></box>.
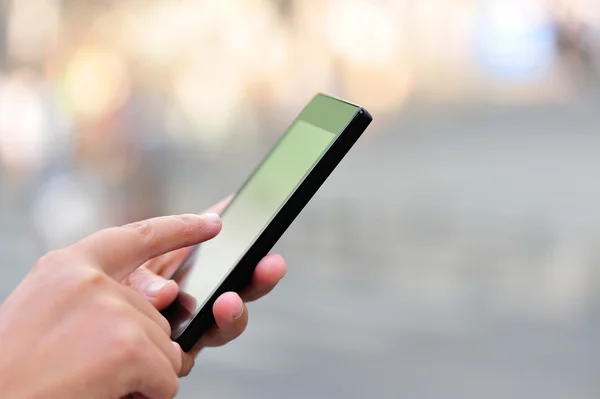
<box><xmin>168</xmin><ymin>96</ymin><xmax>359</xmax><ymax>338</ymax></box>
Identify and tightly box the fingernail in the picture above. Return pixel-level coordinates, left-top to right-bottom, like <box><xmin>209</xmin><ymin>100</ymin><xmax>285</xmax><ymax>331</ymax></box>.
<box><xmin>233</xmin><ymin>304</ymin><xmax>244</xmax><ymax>320</ymax></box>
<box><xmin>145</xmin><ymin>278</ymin><xmax>171</xmax><ymax>297</ymax></box>
<box><xmin>201</xmin><ymin>212</ymin><xmax>221</xmax><ymax>226</ymax></box>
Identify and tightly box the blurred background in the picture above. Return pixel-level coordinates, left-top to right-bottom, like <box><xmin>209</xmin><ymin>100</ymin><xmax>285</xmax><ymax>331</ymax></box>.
<box><xmin>1</xmin><ymin>0</ymin><xmax>600</xmax><ymax>397</ymax></box>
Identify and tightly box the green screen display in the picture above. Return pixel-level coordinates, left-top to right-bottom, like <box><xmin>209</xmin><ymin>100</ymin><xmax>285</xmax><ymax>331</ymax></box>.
<box><xmin>169</xmin><ymin>95</ymin><xmax>359</xmax><ymax>337</ymax></box>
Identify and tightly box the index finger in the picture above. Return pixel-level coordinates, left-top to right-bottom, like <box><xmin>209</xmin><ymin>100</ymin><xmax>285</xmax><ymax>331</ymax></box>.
<box><xmin>75</xmin><ymin>213</ymin><xmax>221</xmax><ymax>281</ymax></box>
<box><xmin>130</xmin><ymin>195</ymin><xmax>235</xmax><ymax>279</ymax></box>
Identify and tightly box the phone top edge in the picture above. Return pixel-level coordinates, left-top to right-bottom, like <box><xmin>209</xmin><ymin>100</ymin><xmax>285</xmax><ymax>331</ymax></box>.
<box><xmin>313</xmin><ymin>92</ymin><xmax>363</xmax><ymax>109</ymax></box>
<box><xmin>299</xmin><ymin>94</ymin><xmax>362</xmax><ymax>134</ymax></box>
<box><xmin>313</xmin><ymin>93</ymin><xmax>373</xmax><ymax>125</ymax></box>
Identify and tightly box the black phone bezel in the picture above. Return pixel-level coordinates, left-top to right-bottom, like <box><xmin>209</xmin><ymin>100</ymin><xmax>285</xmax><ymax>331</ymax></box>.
<box><xmin>165</xmin><ymin>94</ymin><xmax>372</xmax><ymax>352</ymax></box>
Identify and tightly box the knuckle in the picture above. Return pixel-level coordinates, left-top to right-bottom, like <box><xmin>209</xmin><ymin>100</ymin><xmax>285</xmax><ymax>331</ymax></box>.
<box><xmin>122</xmin><ymin>221</ymin><xmax>159</xmax><ymax>251</ymax></box>
<box><xmin>74</xmin><ymin>267</ymin><xmax>107</xmax><ymax>289</ymax></box>
<box><xmin>34</xmin><ymin>249</ymin><xmax>64</xmax><ymax>269</ymax></box>
<box><xmin>174</xmin><ymin>215</ymin><xmax>199</xmax><ymax>238</ymax></box>
<box><xmin>124</xmin><ymin>267</ymin><xmax>145</xmax><ymax>291</ymax></box>
<box><xmin>112</xmin><ymin>324</ymin><xmax>145</xmax><ymax>362</ymax></box>
<box><xmin>122</xmin><ymin>220</ymin><xmax>153</xmax><ymax>236</ymax></box>
<box><xmin>179</xmin><ymin>357</ymin><xmax>195</xmax><ymax>377</ymax></box>
<box><xmin>131</xmin><ymin>353</ymin><xmax>180</xmax><ymax>398</ymax></box>
<box><xmin>102</xmin><ymin>295</ymin><xmax>129</xmax><ymax>317</ymax></box>
<box><xmin>167</xmin><ymin>376</ymin><xmax>180</xmax><ymax>398</ymax></box>
<box><xmin>158</xmin><ymin>314</ymin><xmax>172</xmax><ymax>336</ymax></box>
<box><xmin>55</xmin><ymin>267</ymin><xmax>108</xmax><ymax>296</ymax></box>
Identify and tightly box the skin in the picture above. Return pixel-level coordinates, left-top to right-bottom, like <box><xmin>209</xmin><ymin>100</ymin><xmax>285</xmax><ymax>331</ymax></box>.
<box><xmin>0</xmin><ymin>197</ymin><xmax>287</xmax><ymax>399</ymax></box>
<box><xmin>124</xmin><ymin>196</ymin><xmax>287</xmax><ymax>376</ymax></box>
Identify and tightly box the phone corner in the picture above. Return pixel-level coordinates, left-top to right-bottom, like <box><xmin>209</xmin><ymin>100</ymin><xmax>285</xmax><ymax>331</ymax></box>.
<box><xmin>358</xmin><ymin>107</ymin><xmax>373</xmax><ymax>124</ymax></box>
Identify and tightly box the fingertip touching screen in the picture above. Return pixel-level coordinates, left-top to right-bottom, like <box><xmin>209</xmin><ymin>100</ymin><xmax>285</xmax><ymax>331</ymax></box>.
<box><xmin>168</xmin><ymin>95</ymin><xmax>359</xmax><ymax>338</ymax></box>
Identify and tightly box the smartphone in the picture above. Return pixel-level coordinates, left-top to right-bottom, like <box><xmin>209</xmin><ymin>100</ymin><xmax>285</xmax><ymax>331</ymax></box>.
<box><xmin>162</xmin><ymin>93</ymin><xmax>372</xmax><ymax>352</ymax></box>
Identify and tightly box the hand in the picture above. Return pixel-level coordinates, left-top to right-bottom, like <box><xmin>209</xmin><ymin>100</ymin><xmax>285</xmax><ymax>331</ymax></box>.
<box><xmin>124</xmin><ymin>196</ymin><xmax>287</xmax><ymax>376</ymax></box>
<box><xmin>0</xmin><ymin>213</ymin><xmax>223</xmax><ymax>399</ymax></box>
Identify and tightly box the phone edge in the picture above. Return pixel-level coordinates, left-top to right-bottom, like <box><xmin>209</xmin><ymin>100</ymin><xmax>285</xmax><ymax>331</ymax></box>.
<box><xmin>175</xmin><ymin>107</ymin><xmax>373</xmax><ymax>352</ymax></box>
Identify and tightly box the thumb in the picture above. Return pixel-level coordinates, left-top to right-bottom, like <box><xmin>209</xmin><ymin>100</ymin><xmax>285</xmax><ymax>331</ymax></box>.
<box><xmin>126</xmin><ymin>267</ymin><xmax>179</xmax><ymax>311</ymax></box>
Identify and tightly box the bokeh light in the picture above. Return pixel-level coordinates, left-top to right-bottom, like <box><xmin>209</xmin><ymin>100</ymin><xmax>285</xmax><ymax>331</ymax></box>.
<box><xmin>6</xmin><ymin>0</ymin><xmax>61</xmax><ymax>64</ymax></box>
<box><xmin>0</xmin><ymin>73</ymin><xmax>49</xmax><ymax>172</ymax></box>
<box><xmin>323</xmin><ymin>0</ymin><xmax>403</xmax><ymax>66</ymax></box>
<box><xmin>63</xmin><ymin>46</ymin><xmax>131</xmax><ymax>121</ymax></box>
<box><xmin>173</xmin><ymin>55</ymin><xmax>246</xmax><ymax>144</ymax></box>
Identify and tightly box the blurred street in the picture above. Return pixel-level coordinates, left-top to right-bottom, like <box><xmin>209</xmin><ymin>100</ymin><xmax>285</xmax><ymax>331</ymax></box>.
<box><xmin>3</xmin><ymin>94</ymin><xmax>600</xmax><ymax>398</ymax></box>
<box><xmin>2</xmin><ymin>0</ymin><xmax>600</xmax><ymax>398</ymax></box>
